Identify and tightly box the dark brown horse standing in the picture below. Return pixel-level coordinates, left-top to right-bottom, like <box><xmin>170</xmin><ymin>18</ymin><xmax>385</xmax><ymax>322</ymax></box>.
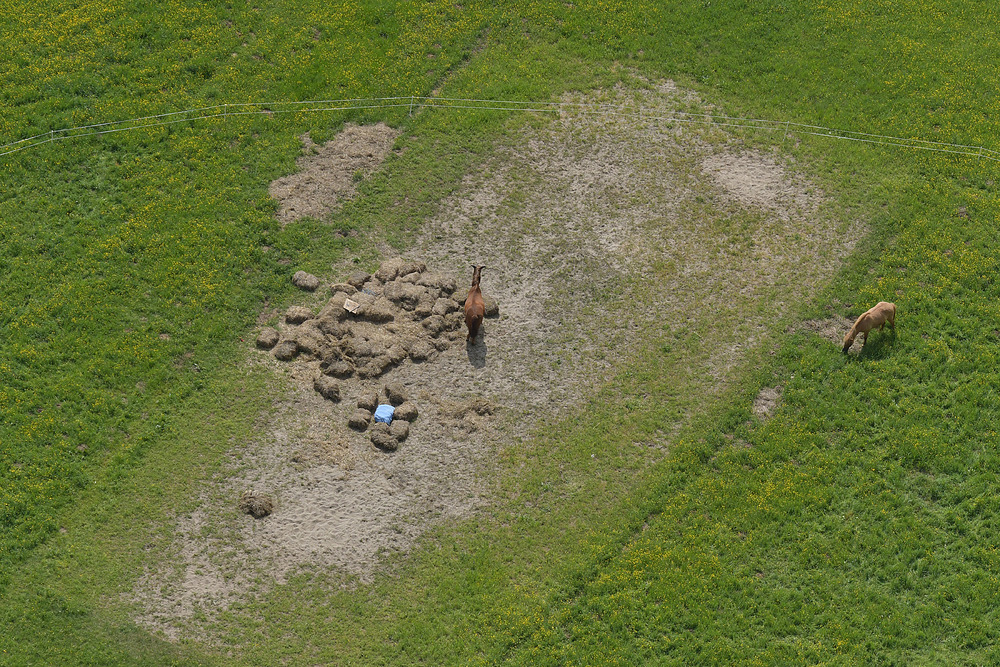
<box><xmin>464</xmin><ymin>265</ymin><xmax>486</xmax><ymax>343</ymax></box>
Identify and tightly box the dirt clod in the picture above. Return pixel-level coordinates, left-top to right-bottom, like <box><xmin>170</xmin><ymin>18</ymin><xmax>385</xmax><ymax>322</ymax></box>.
<box><xmin>358</xmin><ymin>356</ymin><xmax>393</xmax><ymax>378</ymax></box>
<box><xmin>387</xmin><ymin>345</ymin><xmax>408</xmax><ymax>364</ymax></box>
<box><xmin>359</xmin><ymin>298</ymin><xmax>395</xmax><ymax>324</ymax></box>
<box><xmin>422</xmin><ymin>315</ymin><xmax>446</xmax><ymax>336</ymax></box>
<box><xmin>419</xmin><ymin>273</ymin><xmax>457</xmax><ymax>295</ymax></box>
<box><xmin>407</xmin><ymin>340</ymin><xmax>436</xmax><ymax>362</ymax></box>
<box><xmin>256</xmin><ymin>327</ymin><xmax>279</xmax><ymax>350</ymax></box>
<box><xmin>347</xmin><ymin>271</ymin><xmax>370</xmax><ymax>288</ymax></box>
<box><xmin>357</xmin><ymin>391</ymin><xmax>379</xmax><ymax>412</ymax></box>
<box><xmin>271</xmin><ymin>339</ymin><xmax>298</xmax><ymax>361</ymax></box>
<box><xmin>483</xmin><ymin>295</ymin><xmax>499</xmax><ymax>318</ymax></box>
<box><xmin>329</xmin><ymin>282</ymin><xmax>356</xmax><ymax>296</ymax></box>
<box><xmin>389</xmin><ymin>420</ymin><xmax>410</xmax><ymax>442</ymax></box>
<box><xmin>291</xmin><ymin>324</ymin><xmax>329</xmax><ymax>358</ymax></box>
<box><xmin>313</xmin><ymin>375</ymin><xmax>341</xmax><ymax>402</ymax></box>
<box><xmin>384</xmin><ymin>383</ymin><xmax>408</xmax><ymax>406</ymax></box>
<box><xmin>292</xmin><ymin>271</ymin><xmax>320</xmax><ymax>292</ymax></box>
<box><xmin>285</xmin><ymin>306</ymin><xmax>313</xmax><ymax>324</ymax></box>
<box><xmin>394</xmin><ymin>401</ymin><xmax>418</xmax><ymax>422</ymax></box>
<box><xmin>323</xmin><ymin>360</ymin><xmax>355</xmax><ymax>379</ymax></box>
<box><xmin>370</xmin><ymin>422</ymin><xmax>398</xmax><ymax>451</ymax></box>
<box><xmin>373</xmin><ymin>260</ymin><xmax>400</xmax><ymax>282</ymax></box>
<box><xmin>238</xmin><ymin>491</ymin><xmax>274</xmax><ymax>519</ymax></box>
<box><xmin>348</xmin><ymin>408</ymin><xmax>372</xmax><ymax>430</ymax></box>
<box><xmin>431</xmin><ymin>297</ymin><xmax>458</xmax><ymax>316</ymax></box>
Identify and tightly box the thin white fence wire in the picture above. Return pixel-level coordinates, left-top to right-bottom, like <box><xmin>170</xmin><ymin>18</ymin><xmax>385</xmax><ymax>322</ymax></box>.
<box><xmin>2</xmin><ymin>96</ymin><xmax>998</xmax><ymax>163</ymax></box>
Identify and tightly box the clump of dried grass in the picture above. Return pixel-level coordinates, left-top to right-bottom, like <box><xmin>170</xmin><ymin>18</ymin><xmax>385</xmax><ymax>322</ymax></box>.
<box><xmin>238</xmin><ymin>490</ymin><xmax>275</xmax><ymax>519</ymax></box>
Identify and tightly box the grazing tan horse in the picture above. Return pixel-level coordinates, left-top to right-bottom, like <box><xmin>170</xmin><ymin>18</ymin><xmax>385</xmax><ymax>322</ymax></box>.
<box><xmin>843</xmin><ymin>301</ymin><xmax>896</xmax><ymax>353</ymax></box>
<box><xmin>464</xmin><ymin>265</ymin><xmax>485</xmax><ymax>343</ymax></box>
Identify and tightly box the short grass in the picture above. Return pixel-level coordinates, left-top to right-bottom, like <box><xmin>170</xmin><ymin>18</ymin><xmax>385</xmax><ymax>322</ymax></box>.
<box><xmin>1</xmin><ymin>0</ymin><xmax>490</xmax><ymax>583</ymax></box>
<box><xmin>3</xmin><ymin>0</ymin><xmax>1000</xmax><ymax>664</ymax></box>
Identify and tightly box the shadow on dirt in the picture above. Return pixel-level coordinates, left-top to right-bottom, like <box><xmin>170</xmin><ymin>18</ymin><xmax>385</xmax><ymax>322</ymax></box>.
<box><xmin>467</xmin><ymin>337</ymin><xmax>487</xmax><ymax>368</ymax></box>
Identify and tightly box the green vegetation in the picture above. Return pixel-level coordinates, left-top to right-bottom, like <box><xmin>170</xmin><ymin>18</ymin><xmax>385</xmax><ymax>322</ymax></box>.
<box><xmin>3</xmin><ymin>0</ymin><xmax>999</xmax><ymax>664</ymax></box>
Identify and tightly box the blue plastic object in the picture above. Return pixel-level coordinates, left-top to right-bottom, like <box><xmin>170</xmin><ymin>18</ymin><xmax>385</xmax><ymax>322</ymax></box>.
<box><xmin>374</xmin><ymin>404</ymin><xmax>395</xmax><ymax>424</ymax></box>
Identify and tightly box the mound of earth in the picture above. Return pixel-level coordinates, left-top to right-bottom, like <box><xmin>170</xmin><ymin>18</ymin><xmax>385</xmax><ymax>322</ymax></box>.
<box><xmin>256</xmin><ymin>257</ymin><xmax>485</xmax><ymax>383</ymax></box>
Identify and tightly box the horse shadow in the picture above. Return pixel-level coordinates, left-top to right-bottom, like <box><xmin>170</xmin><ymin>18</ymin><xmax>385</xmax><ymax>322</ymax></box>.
<box><xmin>849</xmin><ymin>329</ymin><xmax>897</xmax><ymax>361</ymax></box>
<box><xmin>466</xmin><ymin>335</ymin><xmax>488</xmax><ymax>368</ymax></box>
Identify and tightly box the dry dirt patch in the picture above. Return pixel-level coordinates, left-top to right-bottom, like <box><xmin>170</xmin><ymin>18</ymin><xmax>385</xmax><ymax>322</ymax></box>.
<box><xmin>753</xmin><ymin>386</ymin><xmax>783</xmax><ymax>421</ymax></box>
<box><xmin>130</xmin><ymin>82</ymin><xmax>865</xmax><ymax>640</ymax></box>
<box><xmin>702</xmin><ymin>152</ymin><xmax>819</xmax><ymax>220</ymax></box>
<box><xmin>796</xmin><ymin>315</ymin><xmax>856</xmax><ymax>345</ymax></box>
<box><xmin>269</xmin><ymin>122</ymin><xmax>400</xmax><ymax>224</ymax></box>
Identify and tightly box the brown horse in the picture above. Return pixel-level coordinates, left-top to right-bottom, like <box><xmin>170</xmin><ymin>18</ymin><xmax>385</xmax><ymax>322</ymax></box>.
<box><xmin>843</xmin><ymin>301</ymin><xmax>896</xmax><ymax>353</ymax></box>
<box><xmin>464</xmin><ymin>265</ymin><xmax>485</xmax><ymax>343</ymax></box>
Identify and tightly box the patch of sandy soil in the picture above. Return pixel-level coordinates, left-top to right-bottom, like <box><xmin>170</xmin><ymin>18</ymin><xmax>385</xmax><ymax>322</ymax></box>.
<box><xmin>129</xmin><ymin>81</ymin><xmax>866</xmax><ymax>641</ymax></box>
<box><xmin>753</xmin><ymin>386</ymin><xmax>783</xmax><ymax>421</ymax></box>
<box><xmin>795</xmin><ymin>315</ymin><xmax>856</xmax><ymax>345</ymax></box>
<box><xmin>269</xmin><ymin>122</ymin><xmax>401</xmax><ymax>224</ymax></box>
<box><xmin>701</xmin><ymin>152</ymin><xmax>818</xmax><ymax>221</ymax></box>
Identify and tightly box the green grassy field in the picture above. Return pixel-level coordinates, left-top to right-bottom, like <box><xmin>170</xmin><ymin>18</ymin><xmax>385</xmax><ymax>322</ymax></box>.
<box><xmin>3</xmin><ymin>0</ymin><xmax>1000</xmax><ymax>664</ymax></box>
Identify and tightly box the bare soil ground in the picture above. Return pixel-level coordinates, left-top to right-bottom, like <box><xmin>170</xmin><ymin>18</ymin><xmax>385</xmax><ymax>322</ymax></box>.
<box><xmin>753</xmin><ymin>386</ymin><xmax>783</xmax><ymax>421</ymax></box>
<box><xmin>129</xmin><ymin>80</ymin><xmax>865</xmax><ymax>640</ymax></box>
<box><xmin>268</xmin><ymin>122</ymin><xmax>401</xmax><ymax>224</ymax></box>
<box><xmin>796</xmin><ymin>314</ymin><xmax>856</xmax><ymax>345</ymax></box>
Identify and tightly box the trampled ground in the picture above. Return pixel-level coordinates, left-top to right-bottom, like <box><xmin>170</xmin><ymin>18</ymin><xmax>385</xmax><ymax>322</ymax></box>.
<box><xmin>130</xmin><ymin>80</ymin><xmax>864</xmax><ymax>641</ymax></box>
